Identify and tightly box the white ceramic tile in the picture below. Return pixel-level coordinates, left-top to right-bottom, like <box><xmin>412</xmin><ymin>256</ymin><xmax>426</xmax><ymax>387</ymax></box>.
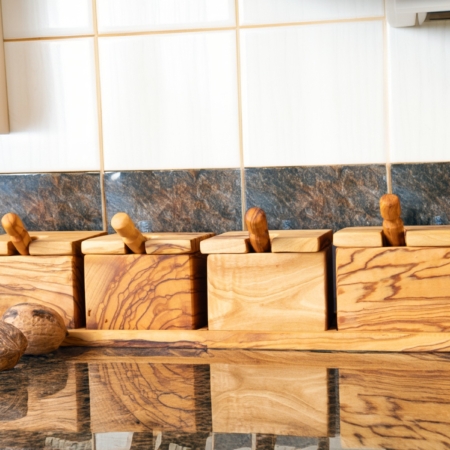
<box><xmin>96</xmin><ymin>0</ymin><xmax>235</xmax><ymax>34</ymax></box>
<box><xmin>239</xmin><ymin>0</ymin><xmax>384</xmax><ymax>26</ymax></box>
<box><xmin>99</xmin><ymin>31</ymin><xmax>240</xmax><ymax>170</ymax></box>
<box><xmin>388</xmin><ymin>21</ymin><xmax>450</xmax><ymax>163</ymax></box>
<box><xmin>0</xmin><ymin>39</ymin><xmax>100</xmax><ymax>173</ymax></box>
<box><xmin>240</xmin><ymin>21</ymin><xmax>385</xmax><ymax>167</ymax></box>
<box><xmin>2</xmin><ymin>0</ymin><xmax>93</xmax><ymax>39</ymax></box>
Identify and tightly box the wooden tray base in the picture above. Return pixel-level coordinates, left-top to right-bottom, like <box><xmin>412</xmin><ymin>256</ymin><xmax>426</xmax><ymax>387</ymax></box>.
<box><xmin>63</xmin><ymin>328</ymin><xmax>450</xmax><ymax>352</ymax></box>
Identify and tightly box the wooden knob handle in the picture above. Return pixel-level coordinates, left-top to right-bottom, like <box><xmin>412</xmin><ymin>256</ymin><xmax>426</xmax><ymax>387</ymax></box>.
<box><xmin>380</xmin><ymin>194</ymin><xmax>405</xmax><ymax>246</ymax></box>
<box><xmin>245</xmin><ymin>207</ymin><xmax>271</xmax><ymax>253</ymax></box>
<box><xmin>1</xmin><ymin>213</ymin><xmax>31</xmax><ymax>255</ymax></box>
<box><xmin>111</xmin><ymin>212</ymin><xmax>146</xmax><ymax>254</ymax></box>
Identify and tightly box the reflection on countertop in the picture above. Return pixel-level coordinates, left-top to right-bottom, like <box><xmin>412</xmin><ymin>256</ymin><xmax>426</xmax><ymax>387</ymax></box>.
<box><xmin>1</xmin><ymin>348</ymin><xmax>450</xmax><ymax>449</ymax></box>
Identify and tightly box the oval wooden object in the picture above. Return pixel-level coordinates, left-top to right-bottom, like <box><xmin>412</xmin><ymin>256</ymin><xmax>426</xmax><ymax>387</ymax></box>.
<box><xmin>0</xmin><ymin>320</ymin><xmax>28</xmax><ymax>371</ymax></box>
<box><xmin>1</xmin><ymin>213</ymin><xmax>31</xmax><ymax>255</ymax></box>
<box><xmin>244</xmin><ymin>207</ymin><xmax>271</xmax><ymax>253</ymax></box>
<box><xmin>2</xmin><ymin>303</ymin><xmax>67</xmax><ymax>355</ymax></box>
<box><xmin>111</xmin><ymin>212</ymin><xmax>146</xmax><ymax>254</ymax></box>
<box><xmin>380</xmin><ymin>194</ymin><xmax>405</xmax><ymax>247</ymax></box>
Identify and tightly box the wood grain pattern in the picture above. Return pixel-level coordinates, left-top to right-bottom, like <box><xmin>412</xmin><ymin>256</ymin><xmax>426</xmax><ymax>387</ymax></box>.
<box><xmin>406</xmin><ymin>225</ymin><xmax>450</xmax><ymax>247</ymax></box>
<box><xmin>1</xmin><ymin>213</ymin><xmax>31</xmax><ymax>255</ymax></box>
<box><xmin>0</xmin><ymin>255</ymin><xmax>84</xmax><ymax>328</ymax></box>
<box><xmin>0</xmin><ymin>234</ymin><xmax>16</xmax><ymax>255</ymax></box>
<box><xmin>199</xmin><ymin>231</ymin><xmax>250</xmax><ymax>254</ymax></box>
<box><xmin>380</xmin><ymin>193</ymin><xmax>406</xmax><ymax>247</ymax></box>
<box><xmin>85</xmin><ymin>253</ymin><xmax>207</xmax><ymax>330</ymax></box>
<box><xmin>211</xmin><ymin>364</ymin><xmax>329</xmax><ymax>436</ymax></box>
<box><xmin>333</xmin><ymin>226</ymin><xmax>384</xmax><ymax>248</ymax></box>
<box><xmin>207</xmin><ymin>250</ymin><xmax>329</xmax><ymax>332</ymax></box>
<box><xmin>0</xmin><ymin>363</ymin><xmax>82</xmax><ymax>432</ymax></box>
<box><xmin>63</xmin><ymin>328</ymin><xmax>450</xmax><ymax>352</ymax></box>
<box><xmin>82</xmin><ymin>232</ymin><xmax>213</xmax><ymax>255</ymax></box>
<box><xmin>28</xmin><ymin>231</ymin><xmax>105</xmax><ymax>256</ymax></box>
<box><xmin>340</xmin><ymin>369</ymin><xmax>450</xmax><ymax>449</ymax></box>
<box><xmin>89</xmin><ymin>363</ymin><xmax>209</xmax><ymax>432</ymax></box>
<box><xmin>337</xmin><ymin>247</ymin><xmax>450</xmax><ymax>332</ymax></box>
<box><xmin>270</xmin><ymin>229</ymin><xmax>332</xmax><ymax>253</ymax></box>
<box><xmin>244</xmin><ymin>207</ymin><xmax>271</xmax><ymax>253</ymax></box>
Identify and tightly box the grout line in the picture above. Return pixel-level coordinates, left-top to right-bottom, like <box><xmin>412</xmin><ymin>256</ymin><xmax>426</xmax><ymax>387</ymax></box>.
<box><xmin>92</xmin><ymin>0</ymin><xmax>108</xmax><ymax>231</ymax></box>
<box><xmin>383</xmin><ymin>10</ymin><xmax>393</xmax><ymax>194</ymax></box>
<box><xmin>3</xmin><ymin>16</ymin><xmax>385</xmax><ymax>44</ymax></box>
<box><xmin>235</xmin><ymin>0</ymin><xmax>247</xmax><ymax>230</ymax></box>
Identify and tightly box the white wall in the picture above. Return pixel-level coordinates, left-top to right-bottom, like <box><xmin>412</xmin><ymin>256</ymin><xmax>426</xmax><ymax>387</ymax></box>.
<box><xmin>0</xmin><ymin>0</ymin><xmax>449</xmax><ymax>174</ymax></box>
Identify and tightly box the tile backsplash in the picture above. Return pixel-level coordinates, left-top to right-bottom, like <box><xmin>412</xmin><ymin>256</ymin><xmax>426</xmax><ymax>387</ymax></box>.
<box><xmin>0</xmin><ymin>0</ymin><xmax>449</xmax><ymax>232</ymax></box>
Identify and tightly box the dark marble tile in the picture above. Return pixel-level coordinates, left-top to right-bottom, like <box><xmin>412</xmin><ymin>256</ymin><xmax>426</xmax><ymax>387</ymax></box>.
<box><xmin>276</xmin><ymin>436</ymin><xmax>319</xmax><ymax>448</ymax></box>
<box><xmin>245</xmin><ymin>166</ymin><xmax>387</xmax><ymax>232</ymax></box>
<box><xmin>104</xmin><ymin>170</ymin><xmax>242</xmax><ymax>234</ymax></box>
<box><xmin>0</xmin><ymin>173</ymin><xmax>103</xmax><ymax>234</ymax></box>
<box><xmin>255</xmin><ymin>434</ymin><xmax>276</xmax><ymax>450</ymax></box>
<box><xmin>214</xmin><ymin>433</ymin><xmax>252</xmax><ymax>450</ymax></box>
<box><xmin>392</xmin><ymin>163</ymin><xmax>450</xmax><ymax>225</ymax></box>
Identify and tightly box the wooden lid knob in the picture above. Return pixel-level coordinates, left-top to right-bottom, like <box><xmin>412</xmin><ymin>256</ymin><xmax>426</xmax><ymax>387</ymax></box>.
<box><xmin>245</xmin><ymin>207</ymin><xmax>271</xmax><ymax>253</ymax></box>
<box><xmin>380</xmin><ymin>194</ymin><xmax>401</xmax><ymax>221</ymax></box>
<box><xmin>111</xmin><ymin>212</ymin><xmax>146</xmax><ymax>254</ymax></box>
<box><xmin>1</xmin><ymin>213</ymin><xmax>31</xmax><ymax>255</ymax></box>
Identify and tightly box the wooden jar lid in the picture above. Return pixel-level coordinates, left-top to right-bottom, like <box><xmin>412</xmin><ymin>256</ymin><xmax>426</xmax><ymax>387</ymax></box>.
<box><xmin>82</xmin><ymin>232</ymin><xmax>214</xmax><ymax>255</ymax></box>
<box><xmin>200</xmin><ymin>229</ymin><xmax>332</xmax><ymax>254</ymax></box>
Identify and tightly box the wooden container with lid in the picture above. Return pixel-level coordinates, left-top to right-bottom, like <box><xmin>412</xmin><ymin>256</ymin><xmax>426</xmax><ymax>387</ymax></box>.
<box><xmin>0</xmin><ymin>213</ymin><xmax>105</xmax><ymax>328</ymax></box>
<box><xmin>82</xmin><ymin>212</ymin><xmax>214</xmax><ymax>330</ymax></box>
<box><xmin>200</xmin><ymin>208</ymin><xmax>333</xmax><ymax>332</ymax></box>
<box><xmin>334</xmin><ymin>224</ymin><xmax>450</xmax><ymax>332</ymax></box>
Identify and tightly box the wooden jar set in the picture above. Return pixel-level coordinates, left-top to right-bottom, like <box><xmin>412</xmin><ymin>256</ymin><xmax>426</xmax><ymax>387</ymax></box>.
<box><xmin>2</xmin><ymin>193</ymin><xmax>450</xmax><ymax>335</ymax></box>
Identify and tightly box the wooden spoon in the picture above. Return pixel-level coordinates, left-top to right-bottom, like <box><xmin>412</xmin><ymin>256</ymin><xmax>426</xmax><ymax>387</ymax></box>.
<box><xmin>380</xmin><ymin>194</ymin><xmax>405</xmax><ymax>246</ymax></box>
<box><xmin>245</xmin><ymin>207</ymin><xmax>271</xmax><ymax>253</ymax></box>
<box><xmin>111</xmin><ymin>212</ymin><xmax>146</xmax><ymax>254</ymax></box>
<box><xmin>1</xmin><ymin>213</ymin><xmax>31</xmax><ymax>255</ymax></box>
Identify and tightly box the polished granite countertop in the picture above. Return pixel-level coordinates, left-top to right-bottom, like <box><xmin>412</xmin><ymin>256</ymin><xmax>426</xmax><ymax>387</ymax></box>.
<box><xmin>1</xmin><ymin>347</ymin><xmax>450</xmax><ymax>450</ymax></box>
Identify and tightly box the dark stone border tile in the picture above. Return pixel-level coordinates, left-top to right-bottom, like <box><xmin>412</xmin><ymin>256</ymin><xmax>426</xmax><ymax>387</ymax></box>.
<box><xmin>392</xmin><ymin>163</ymin><xmax>450</xmax><ymax>225</ymax></box>
<box><xmin>104</xmin><ymin>170</ymin><xmax>242</xmax><ymax>234</ymax></box>
<box><xmin>245</xmin><ymin>165</ymin><xmax>387</xmax><ymax>232</ymax></box>
<box><xmin>0</xmin><ymin>173</ymin><xmax>103</xmax><ymax>234</ymax></box>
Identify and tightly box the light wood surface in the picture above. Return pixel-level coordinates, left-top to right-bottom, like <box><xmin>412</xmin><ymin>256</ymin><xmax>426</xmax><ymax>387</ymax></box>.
<box><xmin>85</xmin><ymin>253</ymin><xmax>207</xmax><ymax>330</ymax></box>
<box><xmin>82</xmin><ymin>232</ymin><xmax>213</xmax><ymax>255</ymax></box>
<box><xmin>406</xmin><ymin>225</ymin><xmax>450</xmax><ymax>247</ymax></box>
<box><xmin>333</xmin><ymin>227</ymin><xmax>384</xmax><ymax>248</ymax></box>
<box><xmin>89</xmin><ymin>363</ymin><xmax>206</xmax><ymax>432</ymax></box>
<box><xmin>340</xmin><ymin>369</ymin><xmax>450</xmax><ymax>449</ymax></box>
<box><xmin>207</xmin><ymin>250</ymin><xmax>329</xmax><ymax>332</ymax></box>
<box><xmin>0</xmin><ymin>255</ymin><xmax>84</xmax><ymax>328</ymax></box>
<box><xmin>337</xmin><ymin>246</ymin><xmax>450</xmax><ymax>332</ymax></box>
<box><xmin>0</xmin><ymin>363</ymin><xmax>82</xmax><ymax>432</ymax></box>
<box><xmin>1</xmin><ymin>213</ymin><xmax>31</xmax><ymax>255</ymax></box>
<box><xmin>63</xmin><ymin>328</ymin><xmax>450</xmax><ymax>352</ymax></box>
<box><xmin>66</xmin><ymin>348</ymin><xmax>450</xmax><ymax>371</ymax></box>
<box><xmin>270</xmin><ymin>229</ymin><xmax>332</xmax><ymax>252</ymax></box>
<box><xmin>211</xmin><ymin>364</ymin><xmax>329</xmax><ymax>436</ymax></box>
<box><xmin>244</xmin><ymin>207</ymin><xmax>271</xmax><ymax>253</ymax></box>
<box><xmin>201</xmin><ymin>230</ymin><xmax>332</xmax><ymax>254</ymax></box>
<box><xmin>29</xmin><ymin>231</ymin><xmax>105</xmax><ymax>255</ymax></box>
<box><xmin>199</xmin><ymin>231</ymin><xmax>250</xmax><ymax>254</ymax></box>
<box><xmin>380</xmin><ymin>193</ymin><xmax>406</xmax><ymax>246</ymax></box>
<box><xmin>145</xmin><ymin>232</ymin><xmax>214</xmax><ymax>255</ymax></box>
<box><xmin>111</xmin><ymin>212</ymin><xmax>146</xmax><ymax>254</ymax></box>
<box><xmin>0</xmin><ymin>234</ymin><xmax>16</xmax><ymax>256</ymax></box>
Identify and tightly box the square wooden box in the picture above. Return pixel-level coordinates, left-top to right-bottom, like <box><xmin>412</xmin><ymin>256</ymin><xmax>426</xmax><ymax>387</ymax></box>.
<box><xmin>0</xmin><ymin>231</ymin><xmax>104</xmax><ymax>329</ymax></box>
<box><xmin>335</xmin><ymin>225</ymin><xmax>450</xmax><ymax>332</ymax></box>
<box><xmin>200</xmin><ymin>229</ymin><xmax>332</xmax><ymax>332</ymax></box>
<box><xmin>82</xmin><ymin>232</ymin><xmax>213</xmax><ymax>330</ymax></box>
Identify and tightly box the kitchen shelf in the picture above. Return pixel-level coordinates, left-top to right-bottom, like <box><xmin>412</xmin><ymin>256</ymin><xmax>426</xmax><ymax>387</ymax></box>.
<box><xmin>63</xmin><ymin>328</ymin><xmax>450</xmax><ymax>352</ymax></box>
